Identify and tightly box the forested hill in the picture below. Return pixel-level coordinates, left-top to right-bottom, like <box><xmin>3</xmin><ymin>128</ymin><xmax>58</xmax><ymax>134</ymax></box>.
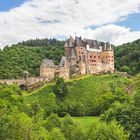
<box><xmin>0</xmin><ymin>37</ymin><xmax>140</xmax><ymax>79</ymax></box>
<box><xmin>0</xmin><ymin>38</ymin><xmax>64</xmax><ymax>79</ymax></box>
<box><xmin>18</xmin><ymin>38</ymin><xmax>62</xmax><ymax>47</ymax></box>
<box><xmin>115</xmin><ymin>39</ymin><xmax>140</xmax><ymax>75</ymax></box>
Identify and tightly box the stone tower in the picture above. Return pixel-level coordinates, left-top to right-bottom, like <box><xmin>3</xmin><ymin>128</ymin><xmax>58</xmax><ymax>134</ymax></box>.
<box><xmin>101</xmin><ymin>42</ymin><xmax>114</xmax><ymax>73</ymax></box>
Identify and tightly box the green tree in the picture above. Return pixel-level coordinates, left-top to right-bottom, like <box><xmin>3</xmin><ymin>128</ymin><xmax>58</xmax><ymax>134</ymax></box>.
<box><xmin>132</xmin><ymin>92</ymin><xmax>140</xmax><ymax>108</ymax></box>
<box><xmin>101</xmin><ymin>102</ymin><xmax>140</xmax><ymax>140</ymax></box>
<box><xmin>1</xmin><ymin>112</ymin><xmax>33</xmax><ymax>140</ymax></box>
<box><xmin>88</xmin><ymin>121</ymin><xmax>129</xmax><ymax>140</ymax></box>
<box><xmin>53</xmin><ymin>78</ymin><xmax>68</xmax><ymax>100</ymax></box>
<box><xmin>120</xmin><ymin>65</ymin><xmax>131</xmax><ymax>73</ymax></box>
<box><xmin>44</xmin><ymin>93</ymin><xmax>58</xmax><ymax>116</ymax></box>
<box><xmin>62</xmin><ymin>115</ymin><xmax>86</xmax><ymax>140</ymax></box>
<box><xmin>48</xmin><ymin>128</ymin><xmax>65</xmax><ymax>140</ymax></box>
<box><xmin>115</xmin><ymin>39</ymin><xmax>140</xmax><ymax>75</ymax></box>
<box><xmin>97</xmin><ymin>89</ymin><xmax>130</xmax><ymax>114</ymax></box>
<box><xmin>45</xmin><ymin>114</ymin><xmax>62</xmax><ymax>131</ymax></box>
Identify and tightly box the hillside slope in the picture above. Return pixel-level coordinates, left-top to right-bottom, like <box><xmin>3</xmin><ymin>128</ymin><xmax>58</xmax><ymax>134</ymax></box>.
<box><xmin>0</xmin><ymin>39</ymin><xmax>64</xmax><ymax>79</ymax></box>
<box><xmin>25</xmin><ymin>74</ymin><xmax>133</xmax><ymax>116</ymax></box>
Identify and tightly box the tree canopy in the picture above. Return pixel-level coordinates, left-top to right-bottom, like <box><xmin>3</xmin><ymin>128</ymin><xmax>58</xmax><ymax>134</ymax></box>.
<box><xmin>115</xmin><ymin>39</ymin><xmax>140</xmax><ymax>75</ymax></box>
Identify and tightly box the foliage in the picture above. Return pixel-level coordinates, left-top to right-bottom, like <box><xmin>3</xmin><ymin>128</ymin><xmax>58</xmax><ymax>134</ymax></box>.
<box><xmin>26</xmin><ymin>74</ymin><xmax>132</xmax><ymax>116</ymax></box>
<box><xmin>97</xmin><ymin>89</ymin><xmax>130</xmax><ymax>114</ymax></box>
<box><xmin>45</xmin><ymin>113</ymin><xmax>62</xmax><ymax>131</ymax></box>
<box><xmin>0</xmin><ymin>38</ymin><xmax>64</xmax><ymax>79</ymax></box>
<box><xmin>18</xmin><ymin>38</ymin><xmax>63</xmax><ymax>47</ymax></box>
<box><xmin>0</xmin><ymin>74</ymin><xmax>136</xmax><ymax>140</ymax></box>
<box><xmin>132</xmin><ymin>73</ymin><xmax>140</xmax><ymax>107</ymax></box>
<box><xmin>88</xmin><ymin>120</ymin><xmax>129</xmax><ymax>140</ymax></box>
<box><xmin>132</xmin><ymin>92</ymin><xmax>140</xmax><ymax>108</ymax></box>
<box><xmin>53</xmin><ymin>78</ymin><xmax>68</xmax><ymax>101</ymax></box>
<box><xmin>115</xmin><ymin>39</ymin><xmax>140</xmax><ymax>75</ymax></box>
<box><xmin>101</xmin><ymin>102</ymin><xmax>140</xmax><ymax>140</ymax></box>
<box><xmin>0</xmin><ymin>84</ymin><xmax>23</xmax><ymax>115</ymax></box>
<box><xmin>61</xmin><ymin>115</ymin><xmax>87</xmax><ymax>140</ymax></box>
<box><xmin>48</xmin><ymin>128</ymin><xmax>65</xmax><ymax>140</ymax></box>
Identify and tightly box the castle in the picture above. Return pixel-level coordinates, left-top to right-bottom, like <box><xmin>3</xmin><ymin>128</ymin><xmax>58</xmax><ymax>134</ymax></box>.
<box><xmin>40</xmin><ymin>36</ymin><xmax>115</xmax><ymax>80</ymax></box>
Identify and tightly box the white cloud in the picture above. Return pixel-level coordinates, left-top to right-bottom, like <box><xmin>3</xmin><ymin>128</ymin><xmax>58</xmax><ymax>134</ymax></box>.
<box><xmin>86</xmin><ymin>24</ymin><xmax>140</xmax><ymax>45</ymax></box>
<box><xmin>0</xmin><ymin>0</ymin><xmax>140</xmax><ymax>48</ymax></box>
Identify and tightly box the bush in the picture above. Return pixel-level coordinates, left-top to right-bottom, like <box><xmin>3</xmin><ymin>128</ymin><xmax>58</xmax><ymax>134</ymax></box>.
<box><xmin>97</xmin><ymin>89</ymin><xmax>130</xmax><ymax>114</ymax></box>
<box><xmin>53</xmin><ymin>78</ymin><xmax>68</xmax><ymax>100</ymax></box>
<box><xmin>101</xmin><ymin>102</ymin><xmax>140</xmax><ymax>140</ymax></box>
<box><xmin>62</xmin><ymin>115</ymin><xmax>86</xmax><ymax>140</ymax></box>
<box><xmin>88</xmin><ymin>121</ymin><xmax>129</xmax><ymax>140</ymax></box>
<box><xmin>45</xmin><ymin>114</ymin><xmax>62</xmax><ymax>131</ymax></box>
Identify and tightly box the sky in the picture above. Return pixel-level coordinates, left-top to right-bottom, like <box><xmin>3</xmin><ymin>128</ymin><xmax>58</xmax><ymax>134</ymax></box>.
<box><xmin>0</xmin><ymin>0</ymin><xmax>140</xmax><ymax>49</ymax></box>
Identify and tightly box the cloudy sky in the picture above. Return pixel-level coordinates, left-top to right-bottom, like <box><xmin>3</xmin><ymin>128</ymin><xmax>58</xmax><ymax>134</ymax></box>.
<box><xmin>0</xmin><ymin>0</ymin><xmax>140</xmax><ymax>49</ymax></box>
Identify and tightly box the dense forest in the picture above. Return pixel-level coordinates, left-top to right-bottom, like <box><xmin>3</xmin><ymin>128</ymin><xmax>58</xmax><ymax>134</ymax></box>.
<box><xmin>0</xmin><ymin>74</ymin><xmax>140</xmax><ymax>140</ymax></box>
<box><xmin>0</xmin><ymin>38</ymin><xmax>140</xmax><ymax>79</ymax></box>
<box><xmin>115</xmin><ymin>39</ymin><xmax>140</xmax><ymax>75</ymax></box>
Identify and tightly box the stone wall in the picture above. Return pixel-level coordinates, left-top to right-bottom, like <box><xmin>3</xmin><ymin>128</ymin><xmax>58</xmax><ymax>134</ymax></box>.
<box><xmin>40</xmin><ymin>65</ymin><xmax>56</xmax><ymax>79</ymax></box>
<box><xmin>59</xmin><ymin>67</ymin><xmax>69</xmax><ymax>79</ymax></box>
<box><xmin>40</xmin><ymin>64</ymin><xmax>70</xmax><ymax>80</ymax></box>
<box><xmin>79</xmin><ymin>61</ymin><xmax>86</xmax><ymax>75</ymax></box>
<box><xmin>0</xmin><ymin>77</ymin><xmax>49</xmax><ymax>86</ymax></box>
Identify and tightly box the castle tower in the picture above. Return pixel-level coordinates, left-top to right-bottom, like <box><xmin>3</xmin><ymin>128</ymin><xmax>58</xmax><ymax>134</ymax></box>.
<box><xmin>64</xmin><ymin>36</ymin><xmax>77</xmax><ymax>58</ymax></box>
<box><xmin>101</xmin><ymin>43</ymin><xmax>114</xmax><ymax>73</ymax></box>
<box><xmin>40</xmin><ymin>59</ymin><xmax>55</xmax><ymax>79</ymax></box>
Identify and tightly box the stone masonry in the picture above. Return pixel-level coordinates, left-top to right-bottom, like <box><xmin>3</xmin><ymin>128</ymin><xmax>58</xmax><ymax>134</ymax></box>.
<box><xmin>40</xmin><ymin>36</ymin><xmax>115</xmax><ymax>80</ymax></box>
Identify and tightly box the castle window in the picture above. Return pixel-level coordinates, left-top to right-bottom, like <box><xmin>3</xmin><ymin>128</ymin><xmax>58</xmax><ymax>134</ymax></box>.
<box><xmin>90</xmin><ymin>55</ymin><xmax>92</xmax><ymax>58</ymax></box>
<box><xmin>94</xmin><ymin>56</ymin><xmax>96</xmax><ymax>58</ymax></box>
<box><xmin>98</xmin><ymin>56</ymin><xmax>100</xmax><ymax>58</ymax></box>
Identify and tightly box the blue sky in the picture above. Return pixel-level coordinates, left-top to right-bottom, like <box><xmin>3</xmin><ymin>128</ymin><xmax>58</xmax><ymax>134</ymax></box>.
<box><xmin>0</xmin><ymin>0</ymin><xmax>27</xmax><ymax>11</ymax></box>
<box><xmin>88</xmin><ymin>13</ymin><xmax>140</xmax><ymax>32</ymax></box>
<box><xmin>116</xmin><ymin>13</ymin><xmax>140</xmax><ymax>31</ymax></box>
<box><xmin>0</xmin><ymin>0</ymin><xmax>140</xmax><ymax>48</ymax></box>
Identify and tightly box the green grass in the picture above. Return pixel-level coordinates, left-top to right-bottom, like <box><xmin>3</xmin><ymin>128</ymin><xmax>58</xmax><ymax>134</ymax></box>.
<box><xmin>72</xmin><ymin>116</ymin><xmax>100</xmax><ymax>128</ymax></box>
<box><xmin>24</xmin><ymin>74</ymin><xmax>133</xmax><ymax>116</ymax></box>
<box><xmin>25</xmin><ymin>74</ymin><xmax>132</xmax><ymax>104</ymax></box>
